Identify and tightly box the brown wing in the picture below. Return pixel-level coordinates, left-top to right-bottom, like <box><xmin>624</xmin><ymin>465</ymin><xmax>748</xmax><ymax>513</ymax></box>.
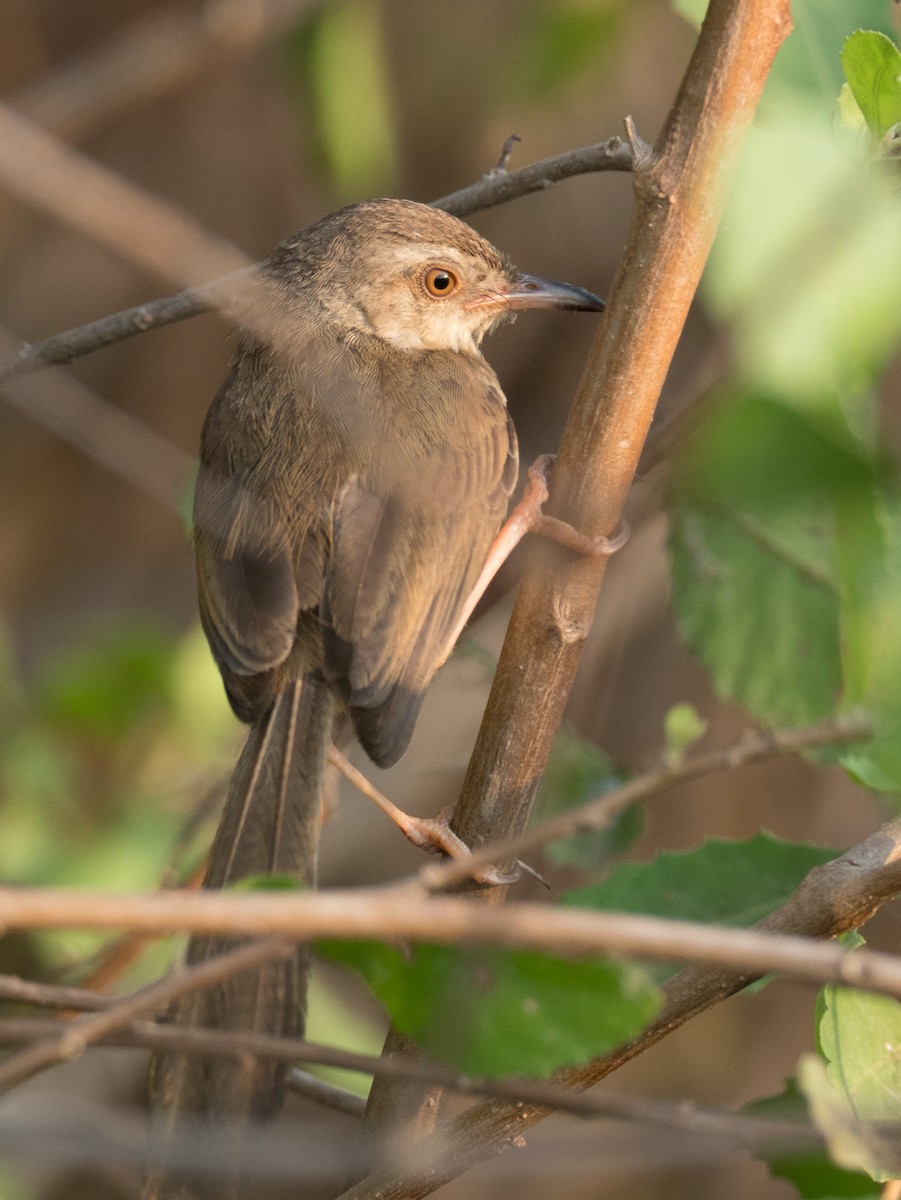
<box><xmin>194</xmin><ymin>332</ymin><xmax>517</xmax><ymax>762</ymax></box>
<box><xmin>192</xmin><ymin>338</ymin><xmax>325</xmax><ymax>723</ymax></box>
<box><xmin>320</xmin><ymin>359</ymin><xmax>517</xmax><ymax>767</ymax></box>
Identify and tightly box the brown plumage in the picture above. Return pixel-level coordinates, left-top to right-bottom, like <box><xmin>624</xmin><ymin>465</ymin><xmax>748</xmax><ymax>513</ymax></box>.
<box><xmin>145</xmin><ymin>199</ymin><xmax>604</xmax><ymax>1197</ymax></box>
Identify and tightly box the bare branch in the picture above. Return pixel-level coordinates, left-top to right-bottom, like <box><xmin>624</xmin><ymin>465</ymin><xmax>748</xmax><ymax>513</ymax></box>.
<box><xmin>434</xmin><ymin>136</ymin><xmax>632</xmax><ymax>215</ymax></box>
<box><xmin>421</xmin><ymin>714</ymin><xmax>874</xmax><ymax>890</ymax></box>
<box><xmin>12</xmin><ymin>0</ymin><xmax>321</xmax><ymax>142</ymax></box>
<box><xmin>0</xmin><ymin>138</ymin><xmax>632</xmax><ymax>383</ymax></box>
<box><xmin>0</xmin><ymin>817</ymin><xmax>900</xmax><ymax>993</ymax></box>
<box><xmin>0</xmin><ymin>1015</ymin><xmax>825</xmax><ymax>1163</ymax></box>
<box><xmin>0</xmin><ymin>937</ymin><xmax>292</xmax><ymax>1092</ymax></box>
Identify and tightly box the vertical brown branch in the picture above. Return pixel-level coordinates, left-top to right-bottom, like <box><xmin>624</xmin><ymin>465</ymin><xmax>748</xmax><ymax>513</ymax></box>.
<box><xmin>360</xmin><ymin>0</ymin><xmax>793</xmax><ymax>1171</ymax></box>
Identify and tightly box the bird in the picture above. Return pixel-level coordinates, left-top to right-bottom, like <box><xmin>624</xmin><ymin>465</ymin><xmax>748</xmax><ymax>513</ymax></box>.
<box><xmin>145</xmin><ymin>198</ymin><xmax>604</xmax><ymax>1193</ymax></box>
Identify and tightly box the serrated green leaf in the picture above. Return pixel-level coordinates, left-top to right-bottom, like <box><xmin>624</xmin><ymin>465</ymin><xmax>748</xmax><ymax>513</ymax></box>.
<box><xmin>317</xmin><ymin>939</ymin><xmax>660</xmax><ymax>1078</ymax></box>
<box><xmin>842</xmin><ymin>31</ymin><xmax>901</xmax><ymax>140</ymax></box>
<box><xmin>746</xmin><ymin>1077</ymin><xmax>878</xmax><ymax>1197</ymax></box>
<box><xmin>563</xmin><ymin>834</ymin><xmax>837</xmax><ymax>928</ymax></box>
<box><xmin>670</xmin><ymin>502</ymin><xmax>842</xmax><ymax>726</ymax></box>
<box><xmin>765</xmin><ymin>0</ymin><xmax>896</xmax><ymax>106</ymax></box>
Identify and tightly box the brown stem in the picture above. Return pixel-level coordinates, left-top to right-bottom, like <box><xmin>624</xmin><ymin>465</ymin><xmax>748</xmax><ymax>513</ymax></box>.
<box><xmin>363</xmin><ymin>0</ymin><xmax>794</xmax><ymax>1146</ymax></box>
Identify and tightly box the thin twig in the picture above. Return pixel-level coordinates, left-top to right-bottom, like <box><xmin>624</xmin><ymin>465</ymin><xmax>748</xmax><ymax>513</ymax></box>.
<box><xmin>0</xmin><ymin>937</ymin><xmax>292</xmax><ymax>1092</ymax></box>
<box><xmin>0</xmin><ymin>1017</ymin><xmax>825</xmax><ymax>1154</ymax></box>
<box><xmin>286</xmin><ymin>1068</ymin><xmax>368</xmax><ymax>1118</ymax></box>
<box><xmin>0</xmin><ymin>975</ymin><xmax>110</xmax><ymax>1013</ymax></box>
<box><xmin>0</xmin><ymin>138</ymin><xmax>632</xmax><ymax>384</ymax></box>
<box><xmin>419</xmin><ymin>714</ymin><xmax>874</xmax><ymax>890</ymax></box>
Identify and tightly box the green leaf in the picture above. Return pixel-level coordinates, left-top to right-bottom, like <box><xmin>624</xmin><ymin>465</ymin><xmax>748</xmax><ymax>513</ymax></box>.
<box><xmin>285</xmin><ymin>2</ymin><xmax>397</xmax><ymax>200</ymax></box>
<box><xmin>819</xmin><ymin>985</ymin><xmax>901</xmax><ymax>1127</ymax></box>
<box><xmin>707</xmin><ymin>110</ymin><xmax>901</xmax><ymax>401</ymax></box>
<box><xmin>317</xmin><ymin>940</ymin><xmax>661</xmax><ymax>1079</ymax></box>
<box><xmin>670</xmin><ymin>501</ymin><xmax>842</xmax><ymax>727</ymax></box>
<box><xmin>504</xmin><ymin>3</ymin><xmax>623</xmax><ymax>103</ymax></box>
<box><xmin>837</xmin><ymin>83</ymin><xmax>868</xmax><ymax>135</ymax></box>
<box><xmin>800</xmin><ymin>1055</ymin><xmax>901</xmax><ymax>1183</ymax></box>
<box><xmin>532</xmin><ymin>726</ymin><xmax>640</xmax><ymax>869</ymax></box>
<box><xmin>842</xmin><ymin>31</ymin><xmax>901</xmax><ymax>140</ymax></box>
<box><xmin>564</xmin><ymin>834</ymin><xmax>837</xmax><ymax>929</ymax></box>
<box><xmin>747</xmin><ymin>1077</ymin><xmax>878</xmax><ymax>1198</ymax></box>
<box><xmin>35</xmin><ymin>621</ymin><xmax>175</xmax><ymax>742</ymax></box>
<box><xmin>671</xmin><ymin>0</ymin><xmax>707</xmax><ymax>29</ymax></box>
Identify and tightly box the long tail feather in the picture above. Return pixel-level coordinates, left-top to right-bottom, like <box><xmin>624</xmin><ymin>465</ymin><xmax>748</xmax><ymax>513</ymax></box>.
<box><xmin>144</xmin><ymin>673</ymin><xmax>334</xmax><ymax>1199</ymax></box>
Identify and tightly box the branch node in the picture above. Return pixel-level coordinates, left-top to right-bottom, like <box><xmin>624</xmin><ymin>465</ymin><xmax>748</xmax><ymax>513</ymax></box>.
<box><xmin>623</xmin><ymin>115</ymin><xmax>654</xmax><ymax>170</ymax></box>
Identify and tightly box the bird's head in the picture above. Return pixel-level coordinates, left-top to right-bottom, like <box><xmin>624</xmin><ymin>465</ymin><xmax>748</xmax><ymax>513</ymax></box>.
<box><xmin>267</xmin><ymin>198</ymin><xmax>605</xmax><ymax>355</ymax></box>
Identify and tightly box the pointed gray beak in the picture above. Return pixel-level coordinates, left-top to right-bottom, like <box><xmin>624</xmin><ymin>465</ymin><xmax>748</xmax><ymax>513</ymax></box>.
<box><xmin>505</xmin><ymin>273</ymin><xmax>606</xmax><ymax>313</ymax></box>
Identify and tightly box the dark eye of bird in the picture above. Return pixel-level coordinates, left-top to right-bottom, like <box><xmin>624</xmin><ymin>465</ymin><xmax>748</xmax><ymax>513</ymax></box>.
<box><xmin>424</xmin><ymin>267</ymin><xmax>459</xmax><ymax>297</ymax></box>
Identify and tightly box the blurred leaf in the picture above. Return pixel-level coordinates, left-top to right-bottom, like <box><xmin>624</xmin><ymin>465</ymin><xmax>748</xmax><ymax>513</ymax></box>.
<box><xmin>708</xmin><ymin>109</ymin><xmax>901</xmax><ymax>402</ymax></box>
<box><xmin>747</xmin><ymin>1077</ymin><xmax>879</xmax><ymax>1197</ymax></box>
<box><xmin>842</xmin><ymin>31</ymin><xmax>901</xmax><ymax>141</ymax></box>
<box><xmin>287</xmin><ymin>1</ymin><xmax>397</xmax><ymax>199</ymax></box>
<box><xmin>800</xmin><ymin>1055</ymin><xmax>901</xmax><ymax>1183</ymax></box>
<box><xmin>663</xmin><ymin>702</ymin><xmax>707</xmax><ymax>763</ymax></box>
<box><xmin>670</xmin><ymin>500</ymin><xmax>842</xmax><ymax>727</ymax></box>
<box><xmin>819</xmin><ymin>983</ymin><xmax>901</xmax><ymax>1129</ymax></box>
<box><xmin>563</xmin><ymin>833</ymin><xmax>837</xmax><ymax>929</ymax></box>
<box><xmin>532</xmin><ymin>726</ymin><xmax>640</xmax><ymax>869</ymax></box>
<box><xmin>837</xmin><ymin>83</ymin><xmax>868</xmax><ymax>135</ymax></box>
<box><xmin>34</xmin><ymin>621</ymin><xmax>174</xmax><ymax>743</ymax></box>
<box><xmin>671</xmin><ymin>0</ymin><xmax>706</xmax><ymax>28</ymax></box>
<box><xmin>670</xmin><ymin>390</ymin><xmax>901</xmax><ymax>787</ymax></box>
<box><xmin>318</xmin><ymin>939</ymin><xmax>660</xmax><ymax>1078</ymax></box>
<box><xmin>504</xmin><ymin>1</ymin><xmax>622</xmax><ymax>103</ymax></box>
<box><xmin>306</xmin><ymin>963</ymin><xmax>385</xmax><ymax>1097</ymax></box>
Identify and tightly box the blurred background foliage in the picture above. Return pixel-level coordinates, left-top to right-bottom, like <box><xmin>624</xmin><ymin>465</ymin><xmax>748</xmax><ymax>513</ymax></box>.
<box><xmin>1</xmin><ymin>1</ymin><xmax>901</xmax><ymax>1198</ymax></box>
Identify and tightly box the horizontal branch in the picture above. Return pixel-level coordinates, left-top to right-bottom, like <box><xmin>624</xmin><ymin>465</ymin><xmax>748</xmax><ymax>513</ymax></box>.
<box><xmin>432</xmin><ymin>136</ymin><xmax>632</xmax><ymax>216</ymax></box>
<box><xmin>0</xmin><ymin>937</ymin><xmax>292</xmax><ymax>1092</ymax></box>
<box><xmin>0</xmin><ymin>138</ymin><xmax>632</xmax><ymax>383</ymax></box>
<box><xmin>0</xmin><ymin>1016</ymin><xmax>821</xmax><ymax>1155</ymax></box>
<box><xmin>1</xmin><ymin>817</ymin><xmax>901</xmax><ymax>995</ymax></box>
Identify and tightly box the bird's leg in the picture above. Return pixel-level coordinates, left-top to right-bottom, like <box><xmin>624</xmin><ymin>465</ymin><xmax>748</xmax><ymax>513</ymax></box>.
<box><xmin>443</xmin><ymin>454</ymin><xmax>629</xmax><ymax>657</ymax></box>
<box><xmin>327</xmin><ymin>746</ymin><xmax>522</xmax><ymax>886</ymax></box>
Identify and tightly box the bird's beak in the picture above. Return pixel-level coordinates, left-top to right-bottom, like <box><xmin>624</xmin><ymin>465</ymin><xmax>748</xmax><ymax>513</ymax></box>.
<box><xmin>504</xmin><ymin>273</ymin><xmax>606</xmax><ymax>313</ymax></box>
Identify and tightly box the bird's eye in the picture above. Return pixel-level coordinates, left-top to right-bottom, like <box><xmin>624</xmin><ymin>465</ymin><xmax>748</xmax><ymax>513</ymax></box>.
<box><xmin>424</xmin><ymin>267</ymin><xmax>460</xmax><ymax>297</ymax></box>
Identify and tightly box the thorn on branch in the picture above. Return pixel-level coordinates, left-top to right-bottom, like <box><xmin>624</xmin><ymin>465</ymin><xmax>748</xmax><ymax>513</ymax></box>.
<box><xmin>490</xmin><ymin>134</ymin><xmax>522</xmax><ymax>175</ymax></box>
<box><xmin>623</xmin><ymin>115</ymin><xmax>654</xmax><ymax>170</ymax></box>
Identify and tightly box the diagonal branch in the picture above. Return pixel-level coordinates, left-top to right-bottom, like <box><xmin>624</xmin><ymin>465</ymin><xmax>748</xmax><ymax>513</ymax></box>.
<box><xmin>0</xmin><ymin>137</ymin><xmax>632</xmax><ymax>384</ymax></box>
<box><xmin>0</xmin><ymin>937</ymin><xmax>292</xmax><ymax>1093</ymax></box>
<box><xmin>419</xmin><ymin>714</ymin><xmax>874</xmax><ymax>892</ymax></box>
